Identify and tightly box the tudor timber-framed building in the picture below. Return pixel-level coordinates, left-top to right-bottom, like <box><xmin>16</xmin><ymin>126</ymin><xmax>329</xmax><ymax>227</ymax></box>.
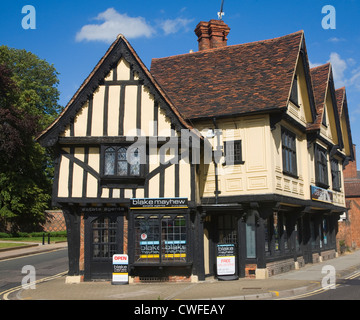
<box><xmin>37</xmin><ymin>19</ymin><xmax>354</xmax><ymax>282</ymax></box>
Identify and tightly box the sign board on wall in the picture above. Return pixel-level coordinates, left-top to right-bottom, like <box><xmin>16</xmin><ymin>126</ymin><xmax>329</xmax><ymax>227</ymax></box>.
<box><xmin>311</xmin><ymin>185</ymin><xmax>333</xmax><ymax>204</ymax></box>
<box><xmin>130</xmin><ymin>198</ymin><xmax>188</xmax><ymax>209</ymax></box>
<box><xmin>112</xmin><ymin>254</ymin><xmax>128</xmax><ymax>285</ymax></box>
<box><xmin>216</xmin><ymin>244</ymin><xmax>238</xmax><ymax>281</ymax></box>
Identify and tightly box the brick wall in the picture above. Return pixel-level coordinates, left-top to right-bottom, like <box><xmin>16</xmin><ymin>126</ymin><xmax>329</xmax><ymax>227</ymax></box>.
<box><xmin>43</xmin><ymin>210</ymin><xmax>66</xmax><ymax>232</ymax></box>
<box><xmin>338</xmin><ymin>199</ymin><xmax>360</xmax><ymax>249</ymax></box>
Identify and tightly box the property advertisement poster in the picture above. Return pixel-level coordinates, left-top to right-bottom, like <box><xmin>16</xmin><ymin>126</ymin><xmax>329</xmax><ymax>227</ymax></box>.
<box><xmin>216</xmin><ymin>244</ymin><xmax>236</xmax><ymax>276</ymax></box>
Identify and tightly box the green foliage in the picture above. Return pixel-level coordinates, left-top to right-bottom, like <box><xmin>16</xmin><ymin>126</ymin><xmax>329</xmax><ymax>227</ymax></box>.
<box><xmin>0</xmin><ymin>46</ymin><xmax>62</xmax><ymax>232</ymax></box>
<box><xmin>0</xmin><ymin>231</ymin><xmax>67</xmax><ymax>238</ymax></box>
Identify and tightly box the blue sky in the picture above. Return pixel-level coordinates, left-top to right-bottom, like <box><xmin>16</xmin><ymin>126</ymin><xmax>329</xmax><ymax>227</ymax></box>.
<box><xmin>1</xmin><ymin>0</ymin><xmax>360</xmax><ymax>163</ymax></box>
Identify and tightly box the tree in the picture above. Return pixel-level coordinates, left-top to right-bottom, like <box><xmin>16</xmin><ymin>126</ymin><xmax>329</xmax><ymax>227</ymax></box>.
<box><xmin>0</xmin><ymin>46</ymin><xmax>62</xmax><ymax>232</ymax></box>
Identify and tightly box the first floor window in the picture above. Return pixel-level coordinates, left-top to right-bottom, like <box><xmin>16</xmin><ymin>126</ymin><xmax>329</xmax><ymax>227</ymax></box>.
<box><xmin>224</xmin><ymin>140</ymin><xmax>244</xmax><ymax>165</ymax></box>
<box><xmin>315</xmin><ymin>145</ymin><xmax>329</xmax><ymax>188</ymax></box>
<box><xmin>134</xmin><ymin>214</ymin><xmax>187</xmax><ymax>263</ymax></box>
<box><xmin>331</xmin><ymin>159</ymin><xmax>341</xmax><ymax>191</ymax></box>
<box><xmin>103</xmin><ymin>145</ymin><xmax>141</xmax><ymax>177</ymax></box>
<box><xmin>282</xmin><ymin>128</ymin><xmax>297</xmax><ymax>177</ymax></box>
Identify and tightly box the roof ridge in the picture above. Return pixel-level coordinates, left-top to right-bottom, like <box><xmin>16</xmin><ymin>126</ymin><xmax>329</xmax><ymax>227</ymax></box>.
<box><xmin>152</xmin><ymin>30</ymin><xmax>304</xmax><ymax>62</ymax></box>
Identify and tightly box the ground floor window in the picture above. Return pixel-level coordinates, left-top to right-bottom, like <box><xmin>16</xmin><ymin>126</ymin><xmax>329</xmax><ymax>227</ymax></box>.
<box><xmin>246</xmin><ymin>213</ymin><xmax>256</xmax><ymax>259</ymax></box>
<box><xmin>134</xmin><ymin>214</ymin><xmax>187</xmax><ymax>264</ymax></box>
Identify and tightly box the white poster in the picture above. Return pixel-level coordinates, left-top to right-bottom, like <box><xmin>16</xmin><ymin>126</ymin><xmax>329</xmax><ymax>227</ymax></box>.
<box><xmin>217</xmin><ymin>256</ymin><xmax>235</xmax><ymax>275</ymax></box>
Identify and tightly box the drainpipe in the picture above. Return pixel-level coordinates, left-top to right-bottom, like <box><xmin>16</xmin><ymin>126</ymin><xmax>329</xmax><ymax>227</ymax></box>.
<box><xmin>212</xmin><ymin>118</ymin><xmax>222</xmax><ymax>204</ymax></box>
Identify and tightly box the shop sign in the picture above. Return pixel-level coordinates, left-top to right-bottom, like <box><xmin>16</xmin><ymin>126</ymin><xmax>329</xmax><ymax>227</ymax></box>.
<box><xmin>216</xmin><ymin>244</ymin><xmax>237</xmax><ymax>280</ymax></box>
<box><xmin>130</xmin><ymin>198</ymin><xmax>188</xmax><ymax>209</ymax></box>
<box><xmin>112</xmin><ymin>254</ymin><xmax>128</xmax><ymax>285</ymax></box>
<box><xmin>139</xmin><ymin>240</ymin><xmax>186</xmax><ymax>258</ymax></box>
<box><xmin>311</xmin><ymin>185</ymin><xmax>333</xmax><ymax>204</ymax></box>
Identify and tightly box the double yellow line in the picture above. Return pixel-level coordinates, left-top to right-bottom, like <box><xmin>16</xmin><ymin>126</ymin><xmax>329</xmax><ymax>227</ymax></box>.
<box><xmin>0</xmin><ymin>271</ymin><xmax>68</xmax><ymax>300</ymax></box>
<box><xmin>280</xmin><ymin>271</ymin><xmax>360</xmax><ymax>300</ymax></box>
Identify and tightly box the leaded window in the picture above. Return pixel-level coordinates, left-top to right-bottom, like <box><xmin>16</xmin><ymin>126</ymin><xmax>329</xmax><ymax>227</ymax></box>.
<box><xmin>103</xmin><ymin>146</ymin><xmax>141</xmax><ymax>178</ymax></box>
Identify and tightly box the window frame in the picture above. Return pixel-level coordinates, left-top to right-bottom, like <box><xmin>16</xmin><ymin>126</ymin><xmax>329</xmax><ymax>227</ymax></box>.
<box><xmin>315</xmin><ymin>144</ymin><xmax>329</xmax><ymax>189</ymax></box>
<box><xmin>133</xmin><ymin>213</ymin><xmax>189</xmax><ymax>266</ymax></box>
<box><xmin>223</xmin><ymin>140</ymin><xmax>244</xmax><ymax>165</ymax></box>
<box><xmin>281</xmin><ymin>127</ymin><xmax>298</xmax><ymax>178</ymax></box>
<box><xmin>100</xmin><ymin>144</ymin><xmax>146</xmax><ymax>185</ymax></box>
<box><xmin>331</xmin><ymin>158</ymin><xmax>341</xmax><ymax>191</ymax></box>
<box><xmin>290</xmin><ymin>74</ymin><xmax>299</xmax><ymax>106</ymax></box>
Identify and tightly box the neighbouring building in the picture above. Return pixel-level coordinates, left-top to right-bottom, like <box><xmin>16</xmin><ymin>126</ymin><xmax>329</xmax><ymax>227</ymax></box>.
<box><xmin>338</xmin><ymin>144</ymin><xmax>360</xmax><ymax>251</ymax></box>
<box><xmin>37</xmin><ymin>19</ymin><xmax>354</xmax><ymax>282</ymax></box>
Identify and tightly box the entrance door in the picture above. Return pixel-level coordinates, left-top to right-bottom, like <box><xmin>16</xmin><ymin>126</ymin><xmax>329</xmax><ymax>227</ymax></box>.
<box><xmin>205</xmin><ymin>214</ymin><xmax>238</xmax><ymax>277</ymax></box>
<box><xmin>85</xmin><ymin>213</ymin><xmax>124</xmax><ymax>280</ymax></box>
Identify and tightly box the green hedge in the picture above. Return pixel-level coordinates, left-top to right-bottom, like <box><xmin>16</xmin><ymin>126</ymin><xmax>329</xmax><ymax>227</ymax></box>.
<box><xmin>0</xmin><ymin>231</ymin><xmax>67</xmax><ymax>238</ymax></box>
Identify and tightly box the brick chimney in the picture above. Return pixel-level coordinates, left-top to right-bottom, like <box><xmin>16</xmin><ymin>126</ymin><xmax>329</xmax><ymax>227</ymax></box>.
<box><xmin>195</xmin><ymin>19</ymin><xmax>230</xmax><ymax>51</ymax></box>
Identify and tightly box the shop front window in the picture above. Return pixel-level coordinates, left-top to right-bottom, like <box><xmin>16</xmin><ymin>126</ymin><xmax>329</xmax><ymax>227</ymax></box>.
<box><xmin>273</xmin><ymin>212</ymin><xmax>280</xmax><ymax>251</ymax></box>
<box><xmin>246</xmin><ymin>213</ymin><xmax>256</xmax><ymax>259</ymax></box>
<box><xmin>134</xmin><ymin>214</ymin><xmax>187</xmax><ymax>264</ymax></box>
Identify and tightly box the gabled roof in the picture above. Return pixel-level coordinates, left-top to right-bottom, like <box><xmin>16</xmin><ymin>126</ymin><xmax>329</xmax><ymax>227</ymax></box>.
<box><xmin>151</xmin><ymin>31</ymin><xmax>305</xmax><ymax>120</ymax></box>
<box><xmin>36</xmin><ymin>35</ymin><xmax>192</xmax><ymax>147</ymax></box>
<box><xmin>308</xmin><ymin>63</ymin><xmax>344</xmax><ymax>148</ymax></box>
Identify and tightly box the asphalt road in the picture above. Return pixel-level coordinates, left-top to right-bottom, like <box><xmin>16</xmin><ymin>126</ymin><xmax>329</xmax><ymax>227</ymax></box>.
<box><xmin>0</xmin><ymin>248</ymin><xmax>68</xmax><ymax>298</ymax></box>
<box><xmin>284</xmin><ymin>269</ymin><xmax>360</xmax><ymax>300</ymax></box>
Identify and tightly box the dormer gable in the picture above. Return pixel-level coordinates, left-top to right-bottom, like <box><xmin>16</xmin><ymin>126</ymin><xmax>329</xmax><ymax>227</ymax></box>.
<box><xmin>308</xmin><ymin>63</ymin><xmax>343</xmax><ymax>149</ymax></box>
<box><xmin>336</xmin><ymin>87</ymin><xmax>354</xmax><ymax>160</ymax></box>
<box><xmin>286</xmin><ymin>36</ymin><xmax>317</xmax><ymax>128</ymax></box>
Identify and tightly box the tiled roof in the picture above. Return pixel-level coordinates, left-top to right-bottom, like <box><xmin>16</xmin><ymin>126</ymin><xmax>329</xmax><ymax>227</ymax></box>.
<box><xmin>336</xmin><ymin>87</ymin><xmax>346</xmax><ymax>116</ymax></box>
<box><xmin>151</xmin><ymin>31</ymin><xmax>304</xmax><ymax>120</ymax></box>
<box><xmin>345</xmin><ymin>180</ymin><xmax>360</xmax><ymax>198</ymax></box>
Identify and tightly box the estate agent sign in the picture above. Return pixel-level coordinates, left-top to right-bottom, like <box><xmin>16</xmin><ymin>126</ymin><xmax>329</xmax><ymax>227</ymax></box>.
<box><xmin>216</xmin><ymin>244</ymin><xmax>238</xmax><ymax>281</ymax></box>
<box><xmin>112</xmin><ymin>254</ymin><xmax>129</xmax><ymax>285</ymax></box>
<box><xmin>130</xmin><ymin>198</ymin><xmax>188</xmax><ymax>209</ymax></box>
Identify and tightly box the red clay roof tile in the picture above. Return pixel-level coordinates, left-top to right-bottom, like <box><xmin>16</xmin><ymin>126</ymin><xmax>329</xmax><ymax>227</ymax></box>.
<box><xmin>151</xmin><ymin>31</ymin><xmax>304</xmax><ymax>120</ymax></box>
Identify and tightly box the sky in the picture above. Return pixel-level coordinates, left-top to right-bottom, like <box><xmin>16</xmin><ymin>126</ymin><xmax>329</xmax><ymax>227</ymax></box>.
<box><xmin>1</xmin><ymin>0</ymin><xmax>360</xmax><ymax>163</ymax></box>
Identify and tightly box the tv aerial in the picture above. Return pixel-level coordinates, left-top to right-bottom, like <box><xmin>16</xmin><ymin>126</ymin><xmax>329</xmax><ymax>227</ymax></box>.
<box><xmin>218</xmin><ymin>0</ymin><xmax>225</xmax><ymax>20</ymax></box>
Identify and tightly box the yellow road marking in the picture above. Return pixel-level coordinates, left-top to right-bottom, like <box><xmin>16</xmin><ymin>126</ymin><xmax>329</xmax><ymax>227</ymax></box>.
<box><xmin>0</xmin><ymin>271</ymin><xmax>68</xmax><ymax>300</ymax></box>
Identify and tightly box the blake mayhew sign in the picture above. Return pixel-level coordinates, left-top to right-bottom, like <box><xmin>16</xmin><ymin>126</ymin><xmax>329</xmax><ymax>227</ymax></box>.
<box><xmin>130</xmin><ymin>198</ymin><xmax>188</xmax><ymax>209</ymax></box>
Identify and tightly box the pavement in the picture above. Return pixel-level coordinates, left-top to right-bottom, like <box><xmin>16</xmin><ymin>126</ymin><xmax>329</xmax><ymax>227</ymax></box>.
<box><xmin>1</xmin><ymin>241</ymin><xmax>360</xmax><ymax>300</ymax></box>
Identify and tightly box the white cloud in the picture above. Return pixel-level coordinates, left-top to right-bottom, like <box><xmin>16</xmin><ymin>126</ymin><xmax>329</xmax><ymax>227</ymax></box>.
<box><xmin>328</xmin><ymin>52</ymin><xmax>348</xmax><ymax>87</ymax></box>
<box><xmin>159</xmin><ymin>18</ymin><xmax>194</xmax><ymax>35</ymax></box>
<box><xmin>75</xmin><ymin>8</ymin><xmax>155</xmax><ymax>43</ymax></box>
<box><xmin>326</xmin><ymin>52</ymin><xmax>360</xmax><ymax>91</ymax></box>
<box><xmin>328</xmin><ymin>37</ymin><xmax>346</xmax><ymax>43</ymax></box>
<box><xmin>76</xmin><ymin>8</ymin><xmax>194</xmax><ymax>43</ymax></box>
<box><xmin>309</xmin><ymin>61</ymin><xmax>322</xmax><ymax>69</ymax></box>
